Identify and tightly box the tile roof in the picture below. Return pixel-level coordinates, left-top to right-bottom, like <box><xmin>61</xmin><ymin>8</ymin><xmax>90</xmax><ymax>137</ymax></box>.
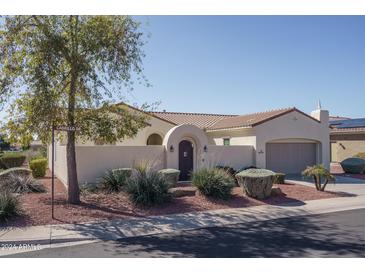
<box><xmin>150</xmin><ymin>107</ymin><xmax>317</xmax><ymax>130</ymax></box>
<box><xmin>208</xmin><ymin>107</ymin><xmax>296</xmax><ymax>130</ymax></box>
<box><xmin>149</xmin><ymin>111</ymin><xmax>237</xmax><ymax>129</ymax></box>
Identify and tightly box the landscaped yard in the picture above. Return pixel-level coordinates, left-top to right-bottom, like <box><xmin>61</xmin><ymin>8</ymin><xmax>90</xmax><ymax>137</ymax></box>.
<box><xmin>3</xmin><ymin>170</ymin><xmax>347</xmax><ymax>227</ymax></box>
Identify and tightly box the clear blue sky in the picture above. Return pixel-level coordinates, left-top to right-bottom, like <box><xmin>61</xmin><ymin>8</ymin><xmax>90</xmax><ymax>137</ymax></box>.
<box><xmin>129</xmin><ymin>16</ymin><xmax>365</xmax><ymax>118</ymax></box>
<box><xmin>1</xmin><ymin>16</ymin><xmax>365</xmax><ymax>120</ymax></box>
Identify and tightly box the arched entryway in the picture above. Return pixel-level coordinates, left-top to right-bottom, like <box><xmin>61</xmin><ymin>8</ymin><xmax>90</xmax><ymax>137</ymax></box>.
<box><xmin>179</xmin><ymin>140</ymin><xmax>194</xmax><ymax>181</ymax></box>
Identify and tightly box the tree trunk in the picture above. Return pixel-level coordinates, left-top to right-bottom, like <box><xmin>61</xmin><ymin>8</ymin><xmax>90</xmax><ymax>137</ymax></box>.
<box><xmin>66</xmin><ymin>130</ymin><xmax>80</xmax><ymax>204</ymax></box>
<box><xmin>66</xmin><ymin>69</ymin><xmax>80</xmax><ymax>204</ymax></box>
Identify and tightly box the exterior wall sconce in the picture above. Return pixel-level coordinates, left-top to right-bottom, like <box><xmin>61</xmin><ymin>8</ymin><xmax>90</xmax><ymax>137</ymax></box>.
<box><xmin>258</xmin><ymin>150</ymin><xmax>264</xmax><ymax>154</ymax></box>
<box><xmin>169</xmin><ymin>145</ymin><xmax>174</xmax><ymax>152</ymax></box>
<box><xmin>204</xmin><ymin>145</ymin><xmax>208</xmax><ymax>152</ymax></box>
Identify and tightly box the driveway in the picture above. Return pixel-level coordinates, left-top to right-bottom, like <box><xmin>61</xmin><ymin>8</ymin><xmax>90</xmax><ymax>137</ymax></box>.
<box><xmin>8</xmin><ymin>208</ymin><xmax>365</xmax><ymax>258</ymax></box>
<box><xmin>286</xmin><ymin>173</ymin><xmax>365</xmax><ymax>196</ymax></box>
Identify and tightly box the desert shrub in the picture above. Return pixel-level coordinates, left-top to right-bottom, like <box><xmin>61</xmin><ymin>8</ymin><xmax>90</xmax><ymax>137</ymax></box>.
<box><xmin>126</xmin><ymin>165</ymin><xmax>171</xmax><ymax>207</ymax></box>
<box><xmin>0</xmin><ymin>191</ymin><xmax>22</xmax><ymax>222</ymax></box>
<box><xmin>1</xmin><ymin>173</ymin><xmax>46</xmax><ymax>194</ymax></box>
<box><xmin>274</xmin><ymin>173</ymin><xmax>286</xmax><ymax>184</ymax></box>
<box><xmin>192</xmin><ymin>168</ymin><xmax>235</xmax><ymax>200</ymax></box>
<box><xmin>100</xmin><ymin>168</ymin><xmax>132</xmax><ymax>193</ymax></box>
<box><xmin>80</xmin><ymin>183</ymin><xmax>101</xmax><ymax>195</ymax></box>
<box><xmin>216</xmin><ymin>165</ymin><xmax>240</xmax><ymax>186</ymax></box>
<box><xmin>340</xmin><ymin>158</ymin><xmax>365</xmax><ymax>174</ymax></box>
<box><xmin>158</xmin><ymin>169</ymin><xmax>180</xmax><ymax>187</ymax></box>
<box><xmin>236</xmin><ymin>169</ymin><xmax>275</xmax><ymax>199</ymax></box>
<box><xmin>0</xmin><ymin>152</ymin><xmax>26</xmax><ymax>169</ymax></box>
<box><xmin>29</xmin><ymin>158</ymin><xmax>48</xmax><ymax>178</ymax></box>
<box><xmin>302</xmin><ymin>164</ymin><xmax>335</xmax><ymax>192</ymax></box>
<box><xmin>0</xmin><ymin>168</ymin><xmax>32</xmax><ymax>183</ymax></box>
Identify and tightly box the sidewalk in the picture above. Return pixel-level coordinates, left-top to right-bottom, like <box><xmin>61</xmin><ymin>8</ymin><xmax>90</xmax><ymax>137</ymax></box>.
<box><xmin>1</xmin><ymin>193</ymin><xmax>365</xmax><ymax>256</ymax></box>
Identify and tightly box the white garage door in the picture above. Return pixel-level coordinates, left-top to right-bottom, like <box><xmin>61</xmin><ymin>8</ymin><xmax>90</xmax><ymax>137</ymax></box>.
<box><xmin>266</xmin><ymin>143</ymin><xmax>317</xmax><ymax>174</ymax></box>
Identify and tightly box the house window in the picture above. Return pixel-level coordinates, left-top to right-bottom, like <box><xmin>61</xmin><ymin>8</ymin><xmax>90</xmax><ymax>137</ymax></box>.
<box><xmin>147</xmin><ymin>134</ymin><xmax>163</xmax><ymax>145</ymax></box>
<box><xmin>223</xmin><ymin>138</ymin><xmax>230</xmax><ymax>146</ymax></box>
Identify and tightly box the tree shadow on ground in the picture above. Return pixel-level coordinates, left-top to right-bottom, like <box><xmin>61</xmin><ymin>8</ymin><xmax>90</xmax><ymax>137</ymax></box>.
<box><xmin>101</xmin><ymin>210</ymin><xmax>365</xmax><ymax>258</ymax></box>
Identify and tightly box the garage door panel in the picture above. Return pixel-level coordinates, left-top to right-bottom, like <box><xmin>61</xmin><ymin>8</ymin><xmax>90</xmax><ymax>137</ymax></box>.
<box><xmin>266</xmin><ymin>143</ymin><xmax>317</xmax><ymax>174</ymax></box>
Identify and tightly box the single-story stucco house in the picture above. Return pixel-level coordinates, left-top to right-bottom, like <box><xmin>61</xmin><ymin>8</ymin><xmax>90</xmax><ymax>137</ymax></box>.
<box><xmin>330</xmin><ymin>117</ymin><xmax>365</xmax><ymax>162</ymax></box>
<box><xmin>49</xmin><ymin>104</ymin><xmax>330</xmax><ymax>186</ymax></box>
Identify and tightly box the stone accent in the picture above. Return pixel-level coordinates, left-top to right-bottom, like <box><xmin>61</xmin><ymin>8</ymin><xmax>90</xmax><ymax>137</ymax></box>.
<box><xmin>168</xmin><ymin>186</ymin><xmax>197</xmax><ymax>197</ymax></box>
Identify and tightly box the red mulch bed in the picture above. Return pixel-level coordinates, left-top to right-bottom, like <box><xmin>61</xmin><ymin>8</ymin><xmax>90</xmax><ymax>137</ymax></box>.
<box><xmin>4</xmin><ymin>176</ymin><xmax>347</xmax><ymax>227</ymax></box>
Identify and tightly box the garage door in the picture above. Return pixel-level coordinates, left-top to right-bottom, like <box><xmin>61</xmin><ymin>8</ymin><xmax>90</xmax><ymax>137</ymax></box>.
<box><xmin>266</xmin><ymin>143</ymin><xmax>317</xmax><ymax>174</ymax></box>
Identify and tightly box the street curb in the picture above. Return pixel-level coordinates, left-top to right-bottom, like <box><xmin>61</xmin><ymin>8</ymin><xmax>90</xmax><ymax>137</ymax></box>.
<box><xmin>2</xmin><ymin>197</ymin><xmax>365</xmax><ymax>255</ymax></box>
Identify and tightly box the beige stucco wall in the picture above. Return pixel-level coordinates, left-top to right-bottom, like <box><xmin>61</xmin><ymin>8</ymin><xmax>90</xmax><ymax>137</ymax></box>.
<box><xmin>331</xmin><ymin>141</ymin><xmax>365</xmax><ymax>162</ymax></box>
<box><xmin>203</xmin><ymin>145</ymin><xmax>254</xmax><ymax>170</ymax></box>
<box><xmin>254</xmin><ymin>110</ymin><xmax>330</xmax><ymax>170</ymax></box>
<box><xmin>207</xmin><ymin>128</ymin><xmax>256</xmax><ymax>147</ymax></box>
<box><xmin>76</xmin><ymin>115</ymin><xmax>174</xmax><ymax>146</ymax></box>
<box><xmin>75</xmin><ymin>146</ymin><xmax>165</xmax><ymax>184</ymax></box>
<box><xmin>48</xmin><ymin>142</ymin><xmax>68</xmax><ymax>187</ymax></box>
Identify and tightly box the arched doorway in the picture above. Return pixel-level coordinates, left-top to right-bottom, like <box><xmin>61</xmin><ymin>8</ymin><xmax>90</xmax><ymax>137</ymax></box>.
<box><xmin>147</xmin><ymin>133</ymin><xmax>163</xmax><ymax>145</ymax></box>
<box><xmin>179</xmin><ymin>140</ymin><xmax>194</xmax><ymax>181</ymax></box>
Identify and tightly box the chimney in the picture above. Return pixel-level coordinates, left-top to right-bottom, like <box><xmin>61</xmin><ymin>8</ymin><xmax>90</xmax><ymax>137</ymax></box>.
<box><xmin>311</xmin><ymin>100</ymin><xmax>329</xmax><ymax>125</ymax></box>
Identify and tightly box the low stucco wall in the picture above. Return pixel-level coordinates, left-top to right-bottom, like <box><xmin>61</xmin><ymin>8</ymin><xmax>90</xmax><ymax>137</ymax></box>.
<box><xmin>203</xmin><ymin>145</ymin><xmax>254</xmax><ymax>170</ymax></box>
<box><xmin>75</xmin><ymin>146</ymin><xmax>165</xmax><ymax>184</ymax></box>
<box><xmin>48</xmin><ymin>143</ymin><xmax>68</xmax><ymax>187</ymax></box>
<box><xmin>331</xmin><ymin>141</ymin><xmax>365</xmax><ymax>162</ymax></box>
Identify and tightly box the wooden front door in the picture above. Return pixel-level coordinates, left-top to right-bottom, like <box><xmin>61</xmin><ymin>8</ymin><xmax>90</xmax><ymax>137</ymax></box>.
<box><xmin>179</xmin><ymin>140</ymin><xmax>194</xmax><ymax>181</ymax></box>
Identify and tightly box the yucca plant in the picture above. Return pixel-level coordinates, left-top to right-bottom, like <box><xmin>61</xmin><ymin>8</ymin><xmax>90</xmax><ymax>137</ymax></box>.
<box><xmin>192</xmin><ymin>168</ymin><xmax>235</xmax><ymax>200</ymax></box>
<box><xmin>302</xmin><ymin>164</ymin><xmax>335</xmax><ymax>192</ymax></box>
<box><xmin>0</xmin><ymin>191</ymin><xmax>22</xmax><ymax>222</ymax></box>
<box><xmin>100</xmin><ymin>169</ymin><xmax>130</xmax><ymax>193</ymax></box>
<box><xmin>126</xmin><ymin>164</ymin><xmax>171</xmax><ymax>207</ymax></box>
<box><xmin>1</xmin><ymin>173</ymin><xmax>46</xmax><ymax>194</ymax></box>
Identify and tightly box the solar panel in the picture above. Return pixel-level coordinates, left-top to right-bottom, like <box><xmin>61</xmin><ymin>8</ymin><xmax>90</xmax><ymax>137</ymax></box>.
<box><xmin>330</xmin><ymin>118</ymin><xmax>365</xmax><ymax>128</ymax></box>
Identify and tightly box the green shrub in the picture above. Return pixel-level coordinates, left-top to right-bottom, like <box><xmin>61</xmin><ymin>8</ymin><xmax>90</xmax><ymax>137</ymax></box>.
<box><xmin>340</xmin><ymin>158</ymin><xmax>365</xmax><ymax>174</ymax></box>
<box><xmin>302</xmin><ymin>164</ymin><xmax>335</xmax><ymax>191</ymax></box>
<box><xmin>0</xmin><ymin>152</ymin><xmax>26</xmax><ymax>169</ymax></box>
<box><xmin>29</xmin><ymin>158</ymin><xmax>48</xmax><ymax>178</ymax></box>
<box><xmin>192</xmin><ymin>168</ymin><xmax>235</xmax><ymax>200</ymax></box>
<box><xmin>274</xmin><ymin>173</ymin><xmax>286</xmax><ymax>184</ymax></box>
<box><xmin>100</xmin><ymin>168</ymin><xmax>132</xmax><ymax>193</ymax></box>
<box><xmin>0</xmin><ymin>191</ymin><xmax>22</xmax><ymax>222</ymax></box>
<box><xmin>158</xmin><ymin>169</ymin><xmax>180</xmax><ymax>187</ymax></box>
<box><xmin>126</xmin><ymin>165</ymin><xmax>171</xmax><ymax>207</ymax></box>
<box><xmin>1</xmin><ymin>173</ymin><xmax>45</xmax><ymax>194</ymax></box>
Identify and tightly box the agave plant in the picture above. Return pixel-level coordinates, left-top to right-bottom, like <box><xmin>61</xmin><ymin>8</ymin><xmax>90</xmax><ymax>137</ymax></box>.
<box><xmin>302</xmin><ymin>164</ymin><xmax>335</xmax><ymax>192</ymax></box>
<box><xmin>1</xmin><ymin>173</ymin><xmax>46</xmax><ymax>194</ymax></box>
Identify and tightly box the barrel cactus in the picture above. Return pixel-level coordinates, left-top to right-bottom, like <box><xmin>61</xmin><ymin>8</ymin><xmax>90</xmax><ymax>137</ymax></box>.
<box><xmin>235</xmin><ymin>168</ymin><xmax>275</xmax><ymax>199</ymax></box>
<box><xmin>340</xmin><ymin>158</ymin><xmax>365</xmax><ymax>174</ymax></box>
<box><xmin>158</xmin><ymin>169</ymin><xmax>180</xmax><ymax>187</ymax></box>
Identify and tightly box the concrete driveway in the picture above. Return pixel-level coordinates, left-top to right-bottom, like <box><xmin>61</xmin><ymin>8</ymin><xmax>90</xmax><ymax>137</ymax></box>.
<box><xmin>286</xmin><ymin>174</ymin><xmax>365</xmax><ymax>196</ymax></box>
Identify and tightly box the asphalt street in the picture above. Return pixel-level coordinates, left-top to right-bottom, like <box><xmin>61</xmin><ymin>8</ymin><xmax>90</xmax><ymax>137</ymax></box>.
<box><xmin>7</xmin><ymin>208</ymin><xmax>365</xmax><ymax>258</ymax></box>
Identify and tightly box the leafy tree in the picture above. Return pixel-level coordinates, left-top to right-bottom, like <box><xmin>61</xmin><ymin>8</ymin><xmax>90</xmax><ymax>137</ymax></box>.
<box><xmin>302</xmin><ymin>164</ymin><xmax>335</xmax><ymax>192</ymax></box>
<box><xmin>0</xmin><ymin>16</ymin><xmax>149</xmax><ymax>203</ymax></box>
<box><xmin>0</xmin><ymin>134</ymin><xmax>10</xmax><ymax>151</ymax></box>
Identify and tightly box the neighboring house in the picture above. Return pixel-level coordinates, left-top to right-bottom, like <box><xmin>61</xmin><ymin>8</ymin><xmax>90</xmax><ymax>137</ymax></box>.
<box><xmin>330</xmin><ymin>117</ymin><xmax>365</xmax><ymax>162</ymax></box>
<box><xmin>49</xmin><ymin>104</ymin><xmax>330</xmax><ymax>185</ymax></box>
